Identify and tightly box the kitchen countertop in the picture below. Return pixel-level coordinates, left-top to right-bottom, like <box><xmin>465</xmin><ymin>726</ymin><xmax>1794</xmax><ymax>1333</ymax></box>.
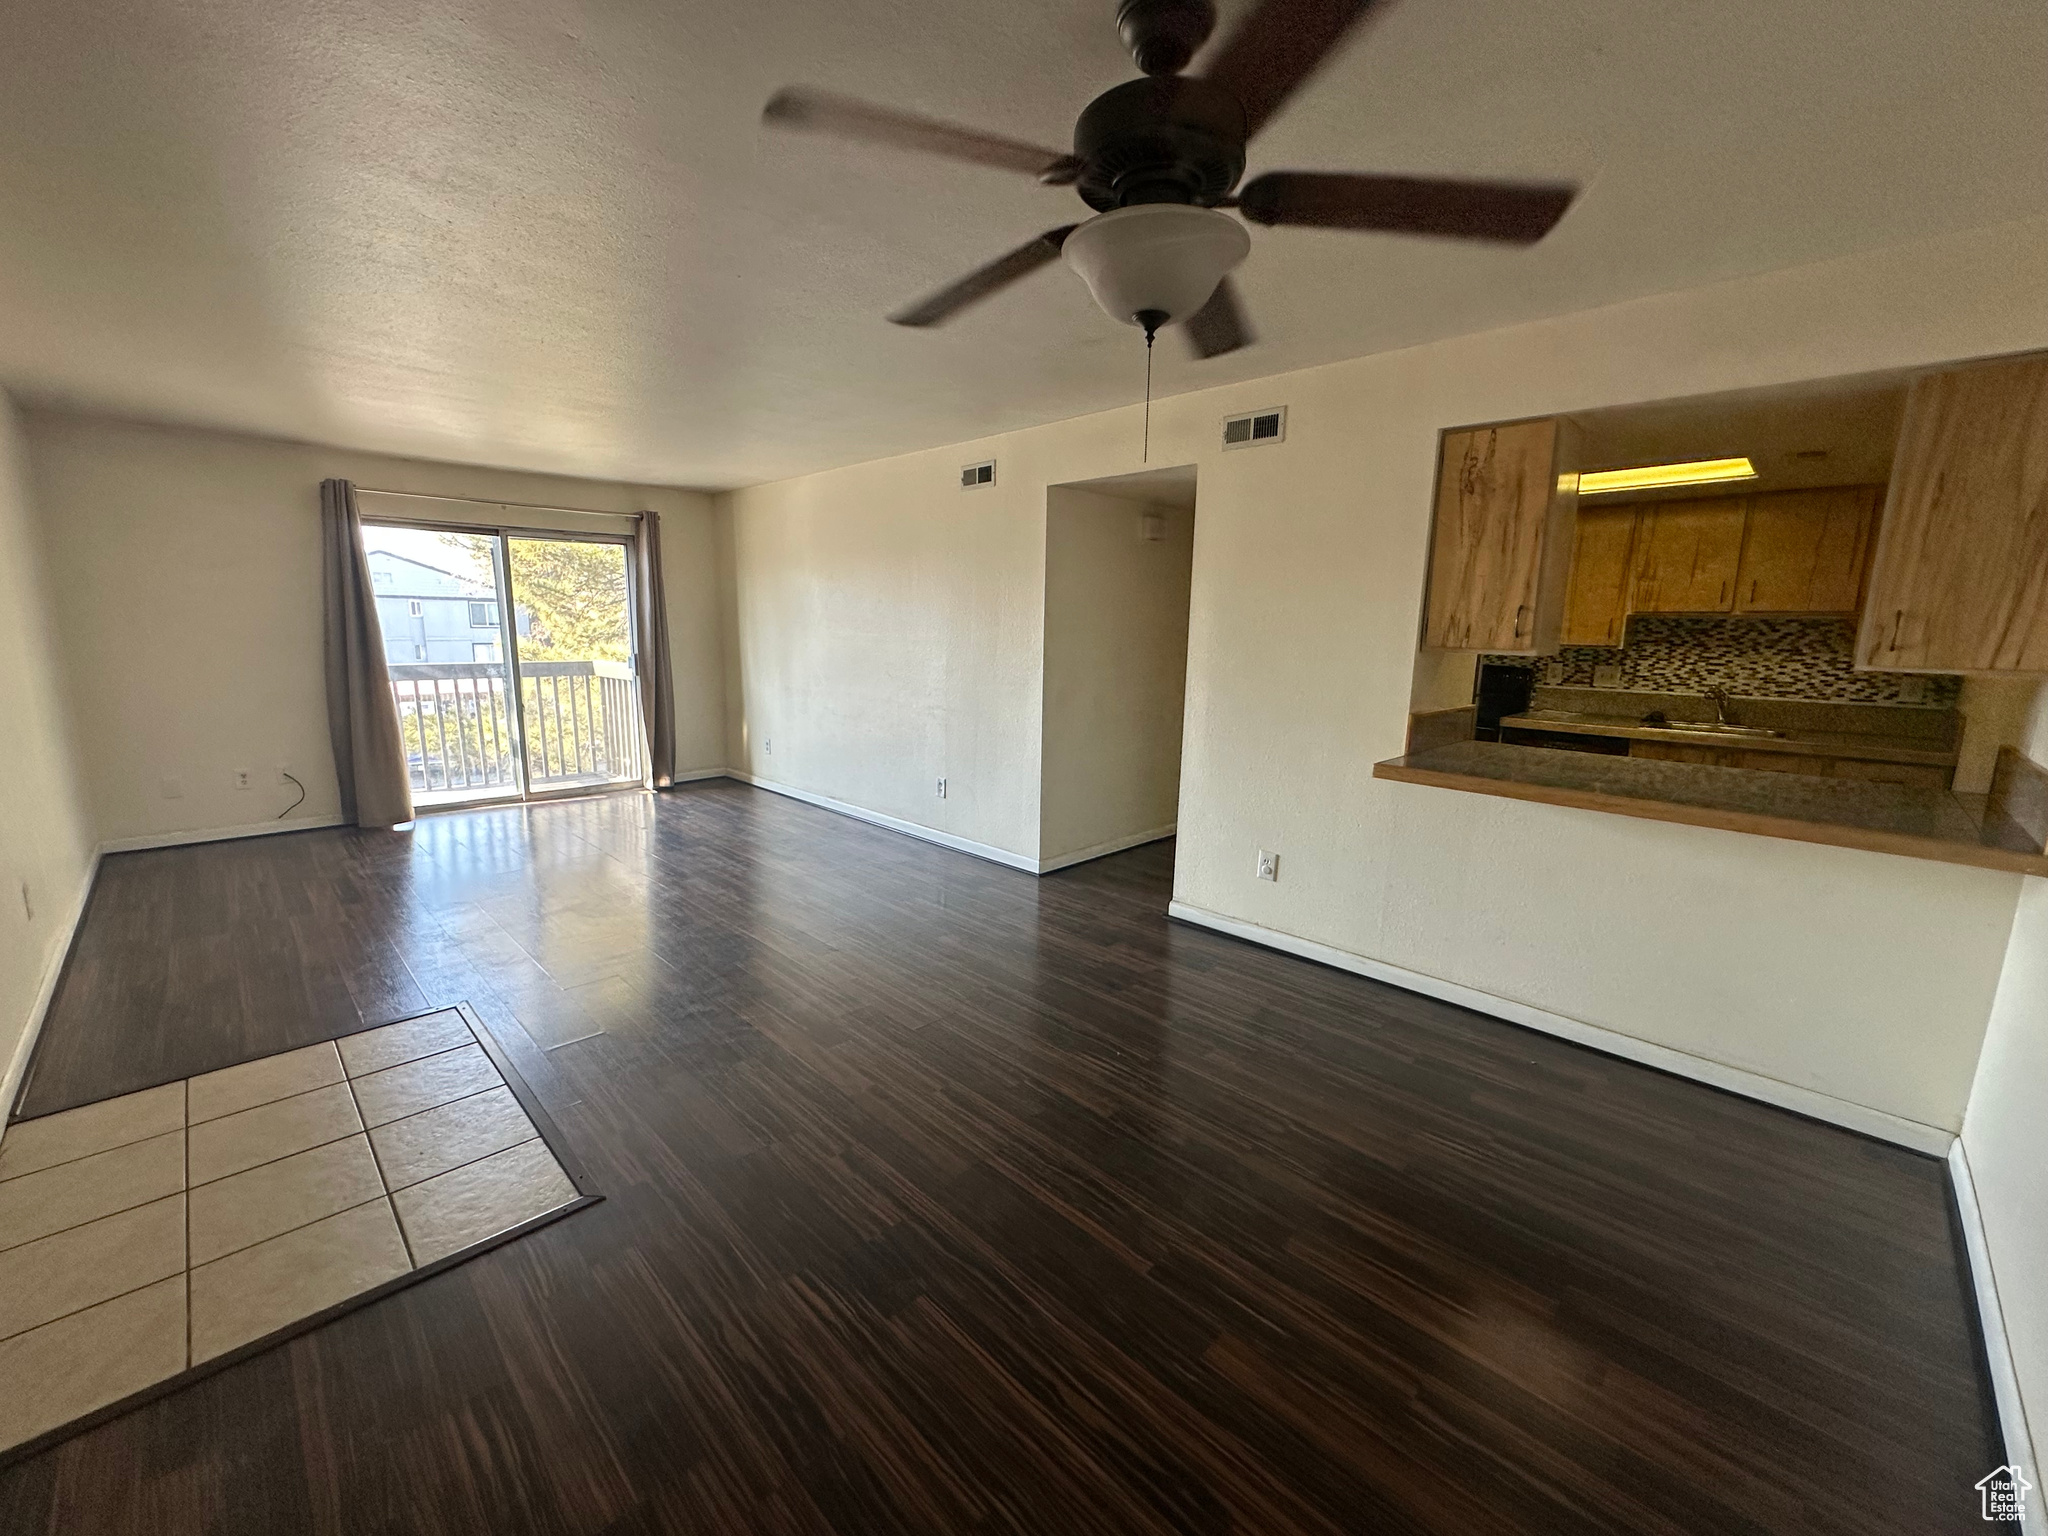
<box><xmin>1373</xmin><ymin>740</ymin><xmax>2047</xmax><ymax>875</ymax></box>
<box><xmin>1497</xmin><ymin>710</ymin><xmax>1958</xmax><ymax>766</ymax></box>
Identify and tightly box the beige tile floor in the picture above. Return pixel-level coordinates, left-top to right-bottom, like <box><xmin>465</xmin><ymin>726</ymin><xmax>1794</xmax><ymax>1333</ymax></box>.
<box><xmin>0</xmin><ymin>1010</ymin><xmax>580</xmax><ymax>1454</ymax></box>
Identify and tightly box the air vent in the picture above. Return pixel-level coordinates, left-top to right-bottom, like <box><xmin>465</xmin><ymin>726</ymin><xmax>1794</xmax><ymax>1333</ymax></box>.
<box><xmin>960</xmin><ymin>460</ymin><xmax>996</xmax><ymax>489</ymax></box>
<box><xmin>1222</xmin><ymin>407</ymin><xmax>1286</xmax><ymax>450</ymax></box>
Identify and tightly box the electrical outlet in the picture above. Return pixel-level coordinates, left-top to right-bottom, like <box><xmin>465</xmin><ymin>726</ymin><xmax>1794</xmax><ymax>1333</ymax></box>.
<box><xmin>233</xmin><ymin>768</ymin><xmax>252</xmax><ymax>790</ymax></box>
<box><xmin>1256</xmin><ymin>849</ymin><xmax>1279</xmax><ymax>882</ymax></box>
<box><xmin>1592</xmin><ymin>664</ymin><xmax>1623</xmax><ymax>688</ymax></box>
<box><xmin>763</xmin><ymin>737</ymin><xmax>772</xmax><ymax>755</ymax></box>
<box><xmin>935</xmin><ymin>777</ymin><xmax>947</xmax><ymax>799</ymax></box>
<box><xmin>160</xmin><ymin>777</ymin><xmax>184</xmax><ymax>800</ymax></box>
<box><xmin>1898</xmin><ymin>677</ymin><xmax>1928</xmax><ymax>704</ymax></box>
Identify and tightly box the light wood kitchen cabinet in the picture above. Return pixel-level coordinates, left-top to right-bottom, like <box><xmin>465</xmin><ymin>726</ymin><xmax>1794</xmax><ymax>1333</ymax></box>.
<box><xmin>1423</xmin><ymin>418</ymin><xmax>1581</xmax><ymax>652</ymax></box>
<box><xmin>1629</xmin><ymin>498</ymin><xmax>1745</xmax><ymax>613</ymax></box>
<box><xmin>1734</xmin><ymin>486</ymin><xmax>1879</xmax><ymax>614</ymax></box>
<box><xmin>1560</xmin><ymin>506</ymin><xmax>1639</xmax><ymax>645</ymax></box>
<box><xmin>1857</xmin><ymin>353</ymin><xmax>2048</xmax><ymax>673</ymax></box>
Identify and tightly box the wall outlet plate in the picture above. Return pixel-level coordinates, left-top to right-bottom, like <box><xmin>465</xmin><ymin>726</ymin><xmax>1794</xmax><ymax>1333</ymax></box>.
<box><xmin>935</xmin><ymin>777</ymin><xmax>947</xmax><ymax>799</ymax></box>
<box><xmin>1898</xmin><ymin>677</ymin><xmax>1929</xmax><ymax>704</ymax></box>
<box><xmin>1592</xmin><ymin>664</ymin><xmax>1624</xmax><ymax>688</ymax></box>
<box><xmin>1256</xmin><ymin>849</ymin><xmax>1278</xmax><ymax>882</ymax></box>
<box><xmin>762</xmin><ymin>737</ymin><xmax>772</xmax><ymax>754</ymax></box>
<box><xmin>233</xmin><ymin>768</ymin><xmax>252</xmax><ymax>790</ymax></box>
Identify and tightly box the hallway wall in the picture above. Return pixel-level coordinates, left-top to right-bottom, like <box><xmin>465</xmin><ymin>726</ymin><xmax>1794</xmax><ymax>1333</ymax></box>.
<box><xmin>1965</xmin><ymin>684</ymin><xmax>2048</xmax><ymax>1495</ymax></box>
<box><xmin>1040</xmin><ymin>486</ymin><xmax>1194</xmax><ymax>867</ymax></box>
<box><xmin>0</xmin><ymin>394</ymin><xmax>93</xmax><ymax>1113</ymax></box>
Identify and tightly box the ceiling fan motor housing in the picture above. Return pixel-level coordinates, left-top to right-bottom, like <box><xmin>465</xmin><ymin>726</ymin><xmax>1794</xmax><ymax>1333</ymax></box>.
<box><xmin>1115</xmin><ymin>0</ymin><xmax>1217</xmax><ymax>75</ymax></box>
<box><xmin>1072</xmin><ymin>77</ymin><xmax>1247</xmax><ymax>213</ymax></box>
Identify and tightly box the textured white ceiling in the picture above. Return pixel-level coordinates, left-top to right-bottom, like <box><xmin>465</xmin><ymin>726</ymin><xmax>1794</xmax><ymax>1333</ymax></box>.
<box><xmin>0</xmin><ymin>0</ymin><xmax>2042</xmax><ymax>488</ymax></box>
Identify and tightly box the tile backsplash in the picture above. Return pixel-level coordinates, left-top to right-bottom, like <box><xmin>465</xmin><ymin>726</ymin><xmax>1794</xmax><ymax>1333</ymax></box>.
<box><xmin>1482</xmin><ymin>614</ymin><xmax>1961</xmax><ymax>707</ymax></box>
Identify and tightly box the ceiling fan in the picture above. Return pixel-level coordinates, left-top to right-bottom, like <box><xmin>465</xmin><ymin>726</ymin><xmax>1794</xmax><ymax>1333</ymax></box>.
<box><xmin>763</xmin><ymin>0</ymin><xmax>1579</xmax><ymax>360</ymax></box>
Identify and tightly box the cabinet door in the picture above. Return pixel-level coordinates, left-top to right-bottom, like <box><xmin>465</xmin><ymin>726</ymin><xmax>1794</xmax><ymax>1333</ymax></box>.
<box><xmin>1629</xmin><ymin>499</ymin><xmax>1745</xmax><ymax>612</ymax></box>
<box><xmin>1735</xmin><ymin>486</ymin><xmax>1879</xmax><ymax>613</ymax></box>
<box><xmin>1561</xmin><ymin>507</ymin><xmax>1639</xmax><ymax>645</ymax></box>
<box><xmin>1857</xmin><ymin>354</ymin><xmax>2048</xmax><ymax>673</ymax></box>
<box><xmin>1424</xmin><ymin>420</ymin><xmax>1577</xmax><ymax>652</ymax></box>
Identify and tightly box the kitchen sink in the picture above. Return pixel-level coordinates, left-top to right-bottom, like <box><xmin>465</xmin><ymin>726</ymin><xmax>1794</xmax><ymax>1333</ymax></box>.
<box><xmin>1653</xmin><ymin>721</ymin><xmax>1784</xmax><ymax>738</ymax></box>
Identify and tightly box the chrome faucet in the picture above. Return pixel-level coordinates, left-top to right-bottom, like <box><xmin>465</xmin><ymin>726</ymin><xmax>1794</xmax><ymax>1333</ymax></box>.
<box><xmin>1704</xmin><ymin>685</ymin><xmax>1734</xmax><ymax>726</ymax></box>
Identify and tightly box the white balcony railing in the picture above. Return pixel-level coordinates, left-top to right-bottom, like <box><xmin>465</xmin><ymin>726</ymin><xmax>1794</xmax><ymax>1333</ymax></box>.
<box><xmin>387</xmin><ymin>660</ymin><xmax>643</xmax><ymax>800</ymax></box>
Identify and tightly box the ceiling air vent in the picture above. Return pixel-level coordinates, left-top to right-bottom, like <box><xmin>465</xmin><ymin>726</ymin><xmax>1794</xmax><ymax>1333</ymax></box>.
<box><xmin>1222</xmin><ymin>407</ymin><xmax>1286</xmax><ymax>450</ymax></box>
<box><xmin>960</xmin><ymin>459</ymin><xmax>996</xmax><ymax>489</ymax></box>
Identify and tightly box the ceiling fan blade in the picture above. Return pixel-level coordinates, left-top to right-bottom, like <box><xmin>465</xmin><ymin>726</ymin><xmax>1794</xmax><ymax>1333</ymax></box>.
<box><xmin>1184</xmin><ymin>276</ymin><xmax>1253</xmax><ymax>359</ymax></box>
<box><xmin>764</xmin><ymin>88</ymin><xmax>1082</xmax><ymax>183</ymax></box>
<box><xmin>1238</xmin><ymin>172</ymin><xmax>1577</xmax><ymax>243</ymax></box>
<box><xmin>1201</xmin><ymin>0</ymin><xmax>1388</xmax><ymax>139</ymax></box>
<box><xmin>888</xmin><ymin>227</ymin><xmax>1081</xmax><ymax>328</ymax></box>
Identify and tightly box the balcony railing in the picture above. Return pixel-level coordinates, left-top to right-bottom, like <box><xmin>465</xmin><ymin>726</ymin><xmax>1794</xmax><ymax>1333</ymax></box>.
<box><xmin>387</xmin><ymin>661</ymin><xmax>644</xmax><ymax>801</ymax></box>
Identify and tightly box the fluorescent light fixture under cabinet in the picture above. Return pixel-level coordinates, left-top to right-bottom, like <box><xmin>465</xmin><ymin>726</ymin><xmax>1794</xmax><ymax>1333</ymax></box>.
<box><xmin>1573</xmin><ymin>457</ymin><xmax>1758</xmax><ymax>496</ymax></box>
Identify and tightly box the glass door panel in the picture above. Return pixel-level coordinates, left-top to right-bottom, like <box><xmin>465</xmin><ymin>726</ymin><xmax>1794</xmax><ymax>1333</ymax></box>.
<box><xmin>504</xmin><ymin>536</ymin><xmax>644</xmax><ymax>794</ymax></box>
<box><xmin>361</xmin><ymin>524</ymin><xmax>523</xmax><ymax>808</ymax></box>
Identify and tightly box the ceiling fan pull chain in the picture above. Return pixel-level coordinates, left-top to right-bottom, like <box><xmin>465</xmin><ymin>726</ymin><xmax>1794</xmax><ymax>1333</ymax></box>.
<box><xmin>1144</xmin><ymin>328</ymin><xmax>1154</xmax><ymax>463</ymax></box>
<box><xmin>1135</xmin><ymin>309</ymin><xmax>1166</xmax><ymax>463</ymax></box>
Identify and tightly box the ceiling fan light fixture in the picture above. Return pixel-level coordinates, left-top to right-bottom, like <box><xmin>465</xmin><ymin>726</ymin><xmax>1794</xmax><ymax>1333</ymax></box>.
<box><xmin>1062</xmin><ymin>204</ymin><xmax>1250</xmax><ymax>331</ymax></box>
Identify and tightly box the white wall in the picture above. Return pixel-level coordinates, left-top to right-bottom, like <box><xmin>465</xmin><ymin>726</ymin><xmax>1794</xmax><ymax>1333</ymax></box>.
<box><xmin>718</xmin><ymin>452</ymin><xmax>1052</xmax><ymax>862</ymax></box>
<box><xmin>1040</xmin><ymin>488</ymin><xmax>1194</xmax><ymax>864</ymax></box>
<box><xmin>24</xmin><ymin>413</ymin><xmax>726</xmax><ymax>846</ymax></box>
<box><xmin>0</xmin><ymin>394</ymin><xmax>93</xmax><ymax>1113</ymax></box>
<box><xmin>723</xmin><ymin>213</ymin><xmax>2048</xmax><ymax>1135</ymax></box>
<box><xmin>1963</xmin><ymin>686</ymin><xmax>2048</xmax><ymax>1490</ymax></box>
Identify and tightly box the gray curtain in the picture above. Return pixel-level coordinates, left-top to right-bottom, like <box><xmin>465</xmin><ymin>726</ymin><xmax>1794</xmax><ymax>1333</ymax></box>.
<box><xmin>634</xmin><ymin>510</ymin><xmax>677</xmax><ymax>787</ymax></box>
<box><xmin>320</xmin><ymin>479</ymin><xmax>415</xmax><ymax>827</ymax></box>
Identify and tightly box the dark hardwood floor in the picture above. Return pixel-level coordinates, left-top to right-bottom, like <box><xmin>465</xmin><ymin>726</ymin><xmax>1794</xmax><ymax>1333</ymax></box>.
<box><xmin>3</xmin><ymin>783</ymin><xmax>2002</xmax><ymax>1534</ymax></box>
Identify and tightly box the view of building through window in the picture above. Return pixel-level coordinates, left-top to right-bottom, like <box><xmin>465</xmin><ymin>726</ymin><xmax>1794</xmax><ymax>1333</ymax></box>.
<box><xmin>359</xmin><ymin>523</ymin><xmax>642</xmax><ymax>807</ymax></box>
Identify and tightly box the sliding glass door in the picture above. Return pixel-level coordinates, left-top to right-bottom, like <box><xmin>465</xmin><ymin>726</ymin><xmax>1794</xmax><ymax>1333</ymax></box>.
<box><xmin>505</xmin><ymin>535</ymin><xmax>645</xmax><ymax>796</ymax></box>
<box><xmin>361</xmin><ymin>521</ymin><xmax>644</xmax><ymax>809</ymax></box>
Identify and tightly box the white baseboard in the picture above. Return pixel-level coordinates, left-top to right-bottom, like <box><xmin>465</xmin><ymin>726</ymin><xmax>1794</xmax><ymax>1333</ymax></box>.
<box><xmin>97</xmin><ymin>815</ymin><xmax>346</xmax><ymax>855</ymax></box>
<box><xmin>727</xmin><ymin>772</ymin><xmax>1039</xmax><ymax>873</ymax></box>
<box><xmin>3</xmin><ymin>852</ymin><xmax>101</xmax><ymax>1121</ymax></box>
<box><xmin>725</xmin><ymin>776</ymin><xmax>1174</xmax><ymax>877</ymax></box>
<box><xmin>1952</xmin><ymin>1140</ymin><xmax>2044</xmax><ymax>1532</ymax></box>
<box><xmin>1166</xmin><ymin>900</ymin><xmax>1956</xmax><ymax>1157</ymax></box>
<box><xmin>662</xmin><ymin>767</ymin><xmax>727</xmax><ymax>785</ymax></box>
<box><xmin>1037</xmin><ymin>824</ymin><xmax>1176</xmax><ymax>874</ymax></box>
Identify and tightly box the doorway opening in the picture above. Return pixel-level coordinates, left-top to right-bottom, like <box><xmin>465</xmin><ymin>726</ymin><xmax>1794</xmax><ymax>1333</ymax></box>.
<box><xmin>1040</xmin><ymin>465</ymin><xmax>1197</xmax><ymax>873</ymax></box>
<box><xmin>361</xmin><ymin>522</ymin><xmax>646</xmax><ymax>809</ymax></box>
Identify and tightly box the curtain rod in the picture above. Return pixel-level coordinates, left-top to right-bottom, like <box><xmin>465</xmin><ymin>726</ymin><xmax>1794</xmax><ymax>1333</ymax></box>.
<box><xmin>354</xmin><ymin>487</ymin><xmax>645</xmax><ymax>520</ymax></box>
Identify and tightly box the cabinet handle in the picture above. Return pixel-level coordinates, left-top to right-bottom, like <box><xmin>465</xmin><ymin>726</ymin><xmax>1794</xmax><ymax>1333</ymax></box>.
<box><xmin>1515</xmin><ymin>604</ymin><xmax>1528</xmax><ymax>635</ymax></box>
<box><xmin>1890</xmin><ymin>609</ymin><xmax>1904</xmax><ymax>653</ymax></box>
<box><xmin>1719</xmin><ymin>580</ymin><xmax>1728</xmax><ymax>605</ymax></box>
<box><xmin>1749</xmin><ymin>580</ymin><xmax>1757</xmax><ymax>604</ymax></box>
